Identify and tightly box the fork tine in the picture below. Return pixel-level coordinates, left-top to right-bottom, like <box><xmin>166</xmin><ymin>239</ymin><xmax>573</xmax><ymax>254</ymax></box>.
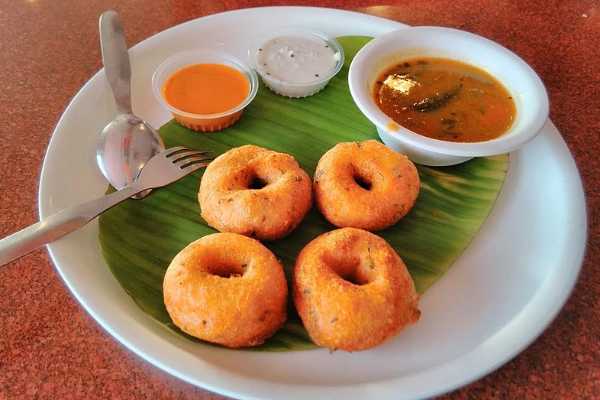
<box><xmin>179</xmin><ymin>157</ymin><xmax>214</xmax><ymax>169</ymax></box>
<box><xmin>165</xmin><ymin>147</ymin><xmax>195</xmax><ymax>158</ymax></box>
<box><xmin>180</xmin><ymin>160</ymin><xmax>212</xmax><ymax>174</ymax></box>
<box><xmin>171</xmin><ymin>151</ymin><xmax>212</xmax><ymax>163</ymax></box>
<box><xmin>174</xmin><ymin>155</ymin><xmax>213</xmax><ymax>167</ymax></box>
<box><xmin>164</xmin><ymin>146</ymin><xmax>188</xmax><ymax>157</ymax></box>
<box><xmin>136</xmin><ymin>148</ymin><xmax>211</xmax><ymax>189</ymax></box>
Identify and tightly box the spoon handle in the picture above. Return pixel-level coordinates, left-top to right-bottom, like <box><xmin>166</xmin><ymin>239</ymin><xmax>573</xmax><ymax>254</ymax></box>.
<box><xmin>99</xmin><ymin>10</ymin><xmax>132</xmax><ymax>114</ymax></box>
<box><xmin>0</xmin><ymin>185</ymin><xmax>140</xmax><ymax>266</ymax></box>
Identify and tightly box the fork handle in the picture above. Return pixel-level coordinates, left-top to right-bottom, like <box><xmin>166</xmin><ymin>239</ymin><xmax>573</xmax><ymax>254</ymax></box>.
<box><xmin>0</xmin><ymin>185</ymin><xmax>140</xmax><ymax>266</ymax></box>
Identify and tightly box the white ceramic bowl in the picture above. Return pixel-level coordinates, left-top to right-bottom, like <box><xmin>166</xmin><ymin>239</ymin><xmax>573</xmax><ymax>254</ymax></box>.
<box><xmin>348</xmin><ymin>26</ymin><xmax>550</xmax><ymax>166</ymax></box>
<box><xmin>250</xmin><ymin>28</ymin><xmax>344</xmax><ymax>98</ymax></box>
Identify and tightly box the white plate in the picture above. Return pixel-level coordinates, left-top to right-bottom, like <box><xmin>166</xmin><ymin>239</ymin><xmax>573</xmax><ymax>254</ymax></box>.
<box><xmin>39</xmin><ymin>7</ymin><xmax>587</xmax><ymax>400</ymax></box>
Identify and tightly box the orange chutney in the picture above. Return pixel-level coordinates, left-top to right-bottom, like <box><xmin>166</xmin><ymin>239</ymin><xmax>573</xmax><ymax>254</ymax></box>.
<box><xmin>373</xmin><ymin>57</ymin><xmax>516</xmax><ymax>143</ymax></box>
<box><xmin>162</xmin><ymin>63</ymin><xmax>250</xmax><ymax>115</ymax></box>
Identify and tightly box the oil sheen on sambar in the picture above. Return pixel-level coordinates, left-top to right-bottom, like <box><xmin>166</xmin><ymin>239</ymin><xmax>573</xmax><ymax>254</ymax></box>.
<box><xmin>373</xmin><ymin>57</ymin><xmax>516</xmax><ymax>143</ymax></box>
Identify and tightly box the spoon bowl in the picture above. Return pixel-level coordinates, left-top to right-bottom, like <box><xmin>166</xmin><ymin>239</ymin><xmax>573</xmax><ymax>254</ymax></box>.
<box><xmin>96</xmin><ymin>114</ymin><xmax>164</xmax><ymax>197</ymax></box>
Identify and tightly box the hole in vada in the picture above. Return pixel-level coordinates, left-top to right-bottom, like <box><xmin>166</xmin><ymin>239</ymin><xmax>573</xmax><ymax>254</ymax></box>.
<box><xmin>249</xmin><ymin>176</ymin><xmax>268</xmax><ymax>190</ymax></box>
<box><xmin>208</xmin><ymin>263</ymin><xmax>246</xmax><ymax>278</ymax></box>
<box><xmin>324</xmin><ymin>253</ymin><xmax>373</xmax><ymax>286</ymax></box>
<box><xmin>353</xmin><ymin>173</ymin><xmax>372</xmax><ymax>191</ymax></box>
<box><xmin>339</xmin><ymin>268</ymin><xmax>370</xmax><ymax>286</ymax></box>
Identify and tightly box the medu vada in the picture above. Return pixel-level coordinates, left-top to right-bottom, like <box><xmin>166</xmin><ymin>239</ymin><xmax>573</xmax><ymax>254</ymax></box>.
<box><xmin>199</xmin><ymin>145</ymin><xmax>312</xmax><ymax>241</ymax></box>
<box><xmin>163</xmin><ymin>233</ymin><xmax>288</xmax><ymax>348</ymax></box>
<box><xmin>314</xmin><ymin>140</ymin><xmax>420</xmax><ymax>231</ymax></box>
<box><xmin>293</xmin><ymin>227</ymin><xmax>420</xmax><ymax>351</ymax></box>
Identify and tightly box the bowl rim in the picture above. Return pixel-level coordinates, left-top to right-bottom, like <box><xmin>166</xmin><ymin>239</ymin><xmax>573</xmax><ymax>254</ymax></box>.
<box><xmin>151</xmin><ymin>49</ymin><xmax>259</xmax><ymax>120</ymax></box>
<box><xmin>348</xmin><ymin>26</ymin><xmax>550</xmax><ymax>157</ymax></box>
<box><xmin>249</xmin><ymin>27</ymin><xmax>345</xmax><ymax>87</ymax></box>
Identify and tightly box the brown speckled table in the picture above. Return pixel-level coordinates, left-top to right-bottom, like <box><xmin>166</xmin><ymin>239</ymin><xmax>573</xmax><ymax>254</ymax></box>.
<box><xmin>0</xmin><ymin>1</ymin><xmax>598</xmax><ymax>399</ymax></box>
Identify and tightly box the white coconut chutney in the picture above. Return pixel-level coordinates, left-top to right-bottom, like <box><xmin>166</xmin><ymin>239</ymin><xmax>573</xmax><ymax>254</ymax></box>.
<box><xmin>257</xmin><ymin>35</ymin><xmax>340</xmax><ymax>84</ymax></box>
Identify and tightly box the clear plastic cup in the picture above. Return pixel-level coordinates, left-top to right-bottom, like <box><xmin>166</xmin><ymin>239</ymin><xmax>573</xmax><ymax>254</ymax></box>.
<box><xmin>152</xmin><ymin>50</ymin><xmax>258</xmax><ymax>132</ymax></box>
<box><xmin>250</xmin><ymin>29</ymin><xmax>345</xmax><ymax>98</ymax></box>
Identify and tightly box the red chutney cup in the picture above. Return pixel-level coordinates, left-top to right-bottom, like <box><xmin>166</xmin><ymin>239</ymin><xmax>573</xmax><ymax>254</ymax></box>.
<box><xmin>152</xmin><ymin>50</ymin><xmax>259</xmax><ymax>132</ymax></box>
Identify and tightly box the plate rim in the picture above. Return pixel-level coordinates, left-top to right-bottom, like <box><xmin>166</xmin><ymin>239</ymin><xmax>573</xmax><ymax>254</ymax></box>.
<box><xmin>38</xmin><ymin>6</ymin><xmax>588</xmax><ymax>400</ymax></box>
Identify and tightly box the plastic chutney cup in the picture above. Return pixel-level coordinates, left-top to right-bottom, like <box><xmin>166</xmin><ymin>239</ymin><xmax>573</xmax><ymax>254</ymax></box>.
<box><xmin>152</xmin><ymin>50</ymin><xmax>258</xmax><ymax>132</ymax></box>
<box><xmin>250</xmin><ymin>28</ymin><xmax>344</xmax><ymax>98</ymax></box>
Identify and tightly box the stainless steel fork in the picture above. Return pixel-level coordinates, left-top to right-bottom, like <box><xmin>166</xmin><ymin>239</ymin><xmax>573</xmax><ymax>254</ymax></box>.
<box><xmin>0</xmin><ymin>147</ymin><xmax>211</xmax><ymax>266</ymax></box>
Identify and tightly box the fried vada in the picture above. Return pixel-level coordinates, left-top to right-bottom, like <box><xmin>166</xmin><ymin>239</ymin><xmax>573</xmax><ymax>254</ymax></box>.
<box><xmin>163</xmin><ymin>233</ymin><xmax>288</xmax><ymax>348</ymax></box>
<box><xmin>293</xmin><ymin>227</ymin><xmax>420</xmax><ymax>351</ymax></box>
<box><xmin>199</xmin><ymin>145</ymin><xmax>312</xmax><ymax>240</ymax></box>
<box><xmin>314</xmin><ymin>140</ymin><xmax>419</xmax><ymax>231</ymax></box>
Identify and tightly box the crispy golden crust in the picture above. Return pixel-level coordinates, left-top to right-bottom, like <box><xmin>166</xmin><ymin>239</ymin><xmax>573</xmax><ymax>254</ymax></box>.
<box><xmin>314</xmin><ymin>140</ymin><xmax>420</xmax><ymax>231</ymax></box>
<box><xmin>199</xmin><ymin>145</ymin><xmax>313</xmax><ymax>241</ymax></box>
<box><xmin>293</xmin><ymin>228</ymin><xmax>420</xmax><ymax>351</ymax></box>
<box><xmin>163</xmin><ymin>233</ymin><xmax>288</xmax><ymax>348</ymax></box>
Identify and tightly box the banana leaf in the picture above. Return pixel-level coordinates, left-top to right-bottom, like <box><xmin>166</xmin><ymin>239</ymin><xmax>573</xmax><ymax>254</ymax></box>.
<box><xmin>98</xmin><ymin>36</ymin><xmax>508</xmax><ymax>351</ymax></box>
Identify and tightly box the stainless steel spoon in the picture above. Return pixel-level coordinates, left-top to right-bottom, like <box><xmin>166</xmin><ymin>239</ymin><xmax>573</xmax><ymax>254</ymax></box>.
<box><xmin>97</xmin><ymin>10</ymin><xmax>164</xmax><ymax>199</ymax></box>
